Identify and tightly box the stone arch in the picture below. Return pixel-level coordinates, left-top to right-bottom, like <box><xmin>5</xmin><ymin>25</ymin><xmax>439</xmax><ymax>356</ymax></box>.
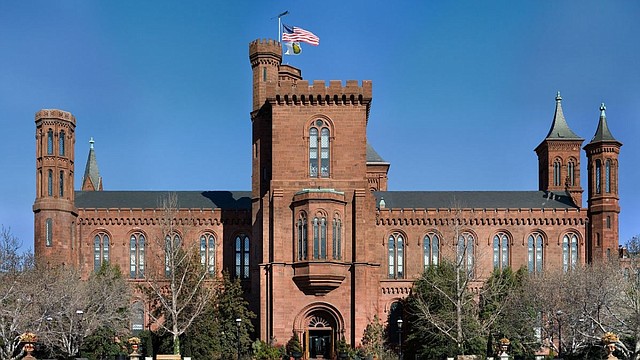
<box><xmin>293</xmin><ymin>303</ymin><xmax>346</xmax><ymax>358</ymax></box>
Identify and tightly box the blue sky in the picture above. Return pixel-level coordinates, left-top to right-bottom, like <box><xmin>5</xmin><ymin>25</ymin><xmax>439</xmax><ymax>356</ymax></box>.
<box><xmin>1</xmin><ymin>1</ymin><xmax>638</xmax><ymax>251</ymax></box>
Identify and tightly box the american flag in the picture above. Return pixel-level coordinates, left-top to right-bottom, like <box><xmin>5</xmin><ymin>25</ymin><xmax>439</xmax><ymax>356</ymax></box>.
<box><xmin>282</xmin><ymin>24</ymin><xmax>319</xmax><ymax>46</ymax></box>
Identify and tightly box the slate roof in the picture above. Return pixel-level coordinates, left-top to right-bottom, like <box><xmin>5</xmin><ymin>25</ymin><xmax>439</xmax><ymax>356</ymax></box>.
<box><xmin>366</xmin><ymin>142</ymin><xmax>387</xmax><ymax>163</ymax></box>
<box><xmin>82</xmin><ymin>138</ymin><xmax>102</xmax><ymax>190</ymax></box>
<box><xmin>373</xmin><ymin>191</ymin><xmax>578</xmax><ymax>209</ymax></box>
<box><xmin>74</xmin><ymin>191</ymin><xmax>252</xmax><ymax>210</ymax></box>
<box><xmin>544</xmin><ymin>92</ymin><xmax>583</xmax><ymax>140</ymax></box>
<box><xmin>589</xmin><ymin>104</ymin><xmax>619</xmax><ymax>143</ymax></box>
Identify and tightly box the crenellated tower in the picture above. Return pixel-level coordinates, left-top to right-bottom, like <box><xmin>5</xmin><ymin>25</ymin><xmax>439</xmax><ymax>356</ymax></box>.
<box><xmin>534</xmin><ymin>92</ymin><xmax>584</xmax><ymax>206</ymax></box>
<box><xmin>584</xmin><ymin>103</ymin><xmax>622</xmax><ymax>262</ymax></box>
<box><xmin>33</xmin><ymin>109</ymin><xmax>78</xmax><ymax>266</ymax></box>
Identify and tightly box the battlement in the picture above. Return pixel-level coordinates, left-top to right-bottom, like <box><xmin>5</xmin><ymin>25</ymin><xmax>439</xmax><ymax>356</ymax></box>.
<box><xmin>249</xmin><ymin>38</ymin><xmax>282</xmax><ymax>67</ymax></box>
<box><xmin>268</xmin><ymin>79</ymin><xmax>373</xmax><ymax>105</ymax></box>
<box><xmin>35</xmin><ymin>109</ymin><xmax>76</xmax><ymax>124</ymax></box>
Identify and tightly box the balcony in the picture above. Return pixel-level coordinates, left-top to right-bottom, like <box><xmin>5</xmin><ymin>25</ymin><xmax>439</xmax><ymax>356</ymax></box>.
<box><xmin>292</xmin><ymin>261</ymin><xmax>349</xmax><ymax>295</ymax></box>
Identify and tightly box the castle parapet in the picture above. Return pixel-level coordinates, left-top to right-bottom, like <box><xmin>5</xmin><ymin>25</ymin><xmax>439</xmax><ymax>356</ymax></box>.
<box><xmin>267</xmin><ymin>79</ymin><xmax>372</xmax><ymax>106</ymax></box>
<box><xmin>35</xmin><ymin>109</ymin><xmax>76</xmax><ymax>124</ymax></box>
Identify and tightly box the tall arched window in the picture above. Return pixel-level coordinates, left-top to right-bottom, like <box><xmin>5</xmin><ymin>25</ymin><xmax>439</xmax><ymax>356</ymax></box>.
<box><xmin>568</xmin><ymin>160</ymin><xmax>575</xmax><ymax>186</ymax></box>
<box><xmin>165</xmin><ymin>233</ymin><xmax>181</xmax><ymax>277</ymax></box>
<box><xmin>200</xmin><ymin>233</ymin><xmax>216</xmax><ymax>275</ymax></box>
<box><xmin>130</xmin><ymin>233</ymin><xmax>145</xmax><ymax>279</ymax></box>
<box><xmin>595</xmin><ymin>159</ymin><xmax>602</xmax><ymax>194</ymax></box>
<box><xmin>562</xmin><ymin>233</ymin><xmax>579</xmax><ymax>272</ymax></box>
<box><xmin>492</xmin><ymin>232</ymin><xmax>509</xmax><ymax>270</ymax></box>
<box><xmin>553</xmin><ymin>160</ymin><xmax>562</xmax><ymax>186</ymax></box>
<box><xmin>527</xmin><ymin>232</ymin><xmax>544</xmax><ymax>273</ymax></box>
<box><xmin>131</xmin><ymin>301</ymin><xmax>144</xmax><ymax>335</ymax></box>
<box><xmin>332</xmin><ymin>216</ymin><xmax>342</xmax><ymax>260</ymax></box>
<box><xmin>45</xmin><ymin>218</ymin><xmax>53</xmax><ymax>247</ymax></box>
<box><xmin>47</xmin><ymin>129</ymin><xmax>53</xmax><ymax>155</ymax></box>
<box><xmin>312</xmin><ymin>216</ymin><xmax>327</xmax><ymax>260</ymax></box>
<box><xmin>388</xmin><ymin>233</ymin><xmax>404</xmax><ymax>279</ymax></box>
<box><xmin>309</xmin><ymin>119</ymin><xmax>330</xmax><ymax>178</ymax></box>
<box><xmin>297</xmin><ymin>213</ymin><xmax>308</xmax><ymax>260</ymax></box>
<box><xmin>423</xmin><ymin>232</ymin><xmax>439</xmax><ymax>268</ymax></box>
<box><xmin>457</xmin><ymin>232</ymin><xmax>475</xmax><ymax>277</ymax></box>
<box><xmin>93</xmin><ymin>232</ymin><xmax>110</xmax><ymax>272</ymax></box>
<box><xmin>47</xmin><ymin>170</ymin><xmax>53</xmax><ymax>196</ymax></box>
<box><xmin>235</xmin><ymin>234</ymin><xmax>250</xmax><ymax>279</ymax></box>
<box><xmin>605</xmin><ymin>159</ymin><xmax>611</xmax><ymax>193</ymax></box>
<box><xmin>59</xmin><ymin>130</ymin><xmax>65</xmax><ymax>156</ymax></box>
<box><xmin>59</xmin><ymin>170</ymin><xmax>64</xmax><ymax>197</ymax></box>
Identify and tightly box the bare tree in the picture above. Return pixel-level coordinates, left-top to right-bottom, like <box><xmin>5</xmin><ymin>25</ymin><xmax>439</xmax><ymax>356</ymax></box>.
<box><xmin>143</xmin><ymin>193</ymin><xmax>216</xmax><ymax>355</ymax></box>
<box><xmin>36</xmin><ymin>263</ymin><xmax>131</xmax><ymax>358</ymax></box>
<box><xmin>0</xmin><ymin>226</ymin><xmax>39</xmax><ymax>360</ymax></box>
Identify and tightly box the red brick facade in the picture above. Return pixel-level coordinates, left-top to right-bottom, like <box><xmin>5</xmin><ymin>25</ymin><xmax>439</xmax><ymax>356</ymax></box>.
<box><xmin>33</xmin><ymin>39</ymin><xmax>621</xmax><ymax>358</ymax></box>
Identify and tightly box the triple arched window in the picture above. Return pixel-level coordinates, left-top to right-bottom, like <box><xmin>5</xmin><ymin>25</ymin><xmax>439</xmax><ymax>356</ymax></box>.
<box><xmin>457</xmin><ymin>232</ymin><xmax>475</xmax><ymax>277</ymax></box>
<box><xmin>297</xmin><ymin>212</ymin><xmax>342</xmax><ymax>261</ymax></box>
<box><xmin>527</xmin><ymin>232</ymin><xmax>544</xmax><ymax>273</ymax></box>
<box><xmin>235</xmin><ymin>234</ymin><xmax>250</xmax><ymax>279</ymax></box>
<box><xmin>200</xmin><ymin>233</ymin><xmax>216</xmax><ymax>275</ymax></box>
<box><xmin>562</xmin><ymin>232</ymin><xmax>579</xmax><ymax>272</ymax></box>
<box><xmin>423</xmin><ymin>232</ymin><xmax>439</xmax><ymax>268</ymax></box>
<box><xmin>388</xmin><ymin>233</ymin><xmax>405</xmax><ymax>279</ymax></box>
<box><xmin>309</xmin><ymin>119</ymin><xmax>331</xmax><ymax>178</ymax></box>
<box><xmin>130</xmin><ymin>233</ymin><xmax>145</xmax><ymax>279</ymax></box>
<box><xmin>94</xmin><ymin>232</ymin><xmax>110</xmax><ymax>272</ymax></box>
<box><xmin>492</xmin><ymin>232</ymin><xmax>510</xmax><ymax>270</ymax></box>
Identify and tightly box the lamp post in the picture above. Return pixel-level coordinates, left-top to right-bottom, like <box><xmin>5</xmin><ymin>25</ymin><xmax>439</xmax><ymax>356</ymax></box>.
<box><xmin>236</xmin><ymin>318</ymin><xmax>242</xmax><ymax>360</ymax></box>
<box><xmin>556</xmin><ymin>310</ymin><xmax>563</xmax><ymax>357</ymax></box>
<box><xmin>397</xmin><ymin>319</ymin><xmax>403</xmax><ymax>360</ymax></box>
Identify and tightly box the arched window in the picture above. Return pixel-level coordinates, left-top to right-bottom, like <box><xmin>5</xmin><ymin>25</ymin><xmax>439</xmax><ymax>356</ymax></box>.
<box><xmin>235</xmin><ymin>234</ymin><xmax>250</xmax><ymax>279</ymax></box>
<box><xmin>131</xmin><ymin>301</ymin><xmax>145</xmax><ymax>334</ymax></box>
<box><xmin>45</xmin><ymin>218</ymin><xmax>53</xmax><ymax>247</ymax></box>
<box><xmin>388</xmin><ymin>233</ymin><xmax>404</xmax><ymax>279</ymax></box>
<box><xmin>313</xmin><ymin>216</ymin><xmax>327</xmax><ymax>260</ymax></box>
<box><xmin>553</xmin><ymin>160</ymin><xmax>562</xmax><ymax>186</ymax></box>
<box><xmin>605</xmin><ymin>159</ymin><xmax>611</xmax><ymax>193</ymax></box>
<box><xmin>200</xmin><ymin>233</ymin><xmax>216</xmax><ymax>275</ymax></box>
<box><xmin>59</xmin><ymin>130</ymin><xmax>65</xmax><ymax>156</ymax></box>
<box><xmin>93</xmin><ymin>232</ymin><xmax>110</xmax><ymax>272</ymax></box>
<box><xmin>59</xmin><ymin>170</ymin><xmax>64</xmax><ymax>197</ymax></box>
<box><xmin>568</xmin><ymin>160</ymin><xmax>575</xmax><ymax>186</ymax></box>
<box><xmin>492</xmin><ymin>232</ymin><xmax>510</xmax><ymax>270</ymax></box>
<box><xmin>595</xmin><ymin>159</ymin><xmax>602</xmax><ymax>194</ymax></box>
<box><xmin>165</xmin><ymin>233</ymin><xmax>181</xmax><ymax>277</ymax></box>
<box><xmin>47</xmin><ymin>170</ymin><xmax>53</xmax><ymax>196</ymax></box>
<box><xmin>297</xmin><ymin>213</ymin><xmax>308</xmax><ymax>260</ymax></box>
<box><xmin>457</xmin><ymin>232</ymin><xmax>475</xmax><ymax>277</ymax></box>
<box><xmin>130</xmin><ymin>233</ymin><xmax>145</xmax><ymax>279</ymax></box>
<box><xmin>423</xmin><ymin>232</ymin><xmax>439</xmax><ymax>268</ymax></box>
<box><xmin>562</xmin><ymin>233</ymin><xmax>579</xmax><ymax>272</ymax></box>
<box><xmin>527</xmin><ymin>232</ymin><xmax>544</xmax><ymax>273</ymax></box>
<box><xmin>47</xmin><ymin>129</ymin><xmax>53</xmax><ymax>155</ymax></box>
<box><xmin>332</xmin><ymin>216</ymin><xmax>342</xmax><ymax>260</ymax></box>
<box><xmin>309</xmin><ymin>119</ymin><xmax>330</xmax><ymax>178</ymax></box>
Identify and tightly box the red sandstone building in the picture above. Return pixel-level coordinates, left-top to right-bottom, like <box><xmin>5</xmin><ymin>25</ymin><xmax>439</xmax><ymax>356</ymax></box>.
<box><xmin>33</xmin><ymin>39</ymin><xmax>621</xmax><ymax>358</ymax></box>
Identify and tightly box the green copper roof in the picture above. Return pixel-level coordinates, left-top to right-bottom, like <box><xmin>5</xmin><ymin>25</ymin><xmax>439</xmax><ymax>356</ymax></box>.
<box><xmin>544</xmin><ymin>92</ymin><xmax>583</xmax><ymax>140</ymax></box>
<box><xmin>589</xmin><ymin>103</ymin><xmax>618</xmax><ymax>143</ymax></box>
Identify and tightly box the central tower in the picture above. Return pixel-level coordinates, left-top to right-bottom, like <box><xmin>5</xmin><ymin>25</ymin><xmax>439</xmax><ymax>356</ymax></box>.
<box><xmin>248</xmin><ymin>39</ymin><xmax>377</xmax><ymax>351</ymax></box>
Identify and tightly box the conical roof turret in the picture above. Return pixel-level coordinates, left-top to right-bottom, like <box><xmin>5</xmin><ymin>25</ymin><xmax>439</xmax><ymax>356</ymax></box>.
<box><xmin>544</xmin><ymin>92</ymin><xmax>583</xmax><ymax>140</ymax></box>
<box><xmin>81</xmin><ymin>137</ymin><xmax>103</xmax><ymax>191</ymax></box>
<box><xmin>589</xmin><ymin>103</ymin><xmax>619</xmax><ymax>143</ymax></box>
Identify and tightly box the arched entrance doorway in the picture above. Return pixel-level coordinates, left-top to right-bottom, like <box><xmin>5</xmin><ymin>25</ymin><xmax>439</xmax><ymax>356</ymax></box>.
<box><xmin>294</xmin><ymin>304</ymin><xmax>344</xmax><ymax>360</ymax></box>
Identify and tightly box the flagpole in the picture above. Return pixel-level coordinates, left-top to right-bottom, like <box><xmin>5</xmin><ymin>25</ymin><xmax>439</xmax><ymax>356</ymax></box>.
<box><xmin>275</xmin><ymin>10</ymin><xmax>288</xmax><ymax>42</ymax></box>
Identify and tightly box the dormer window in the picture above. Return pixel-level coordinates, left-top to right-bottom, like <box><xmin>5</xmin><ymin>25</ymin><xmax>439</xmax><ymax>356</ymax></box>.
<box><xmin>309</xmin><ymin>119</ymin><xmax>330</xmax><ymax>178</ymax></box>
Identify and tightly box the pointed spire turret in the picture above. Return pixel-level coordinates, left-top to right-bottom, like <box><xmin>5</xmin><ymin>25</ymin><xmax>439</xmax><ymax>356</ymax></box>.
<box><xmin>81</xmin><ymin>137</ymin><xmax>103</xmax><ymax>191</ymax></box>
<box><xmin>544</xmin><ymin>91</ymin><xmax>583</xmax><ymax>140</ymax></box>
<box><xmin>589</xmin><ymin>103</ymin><xmax>618</xmax><ymax>143</ymax></box>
